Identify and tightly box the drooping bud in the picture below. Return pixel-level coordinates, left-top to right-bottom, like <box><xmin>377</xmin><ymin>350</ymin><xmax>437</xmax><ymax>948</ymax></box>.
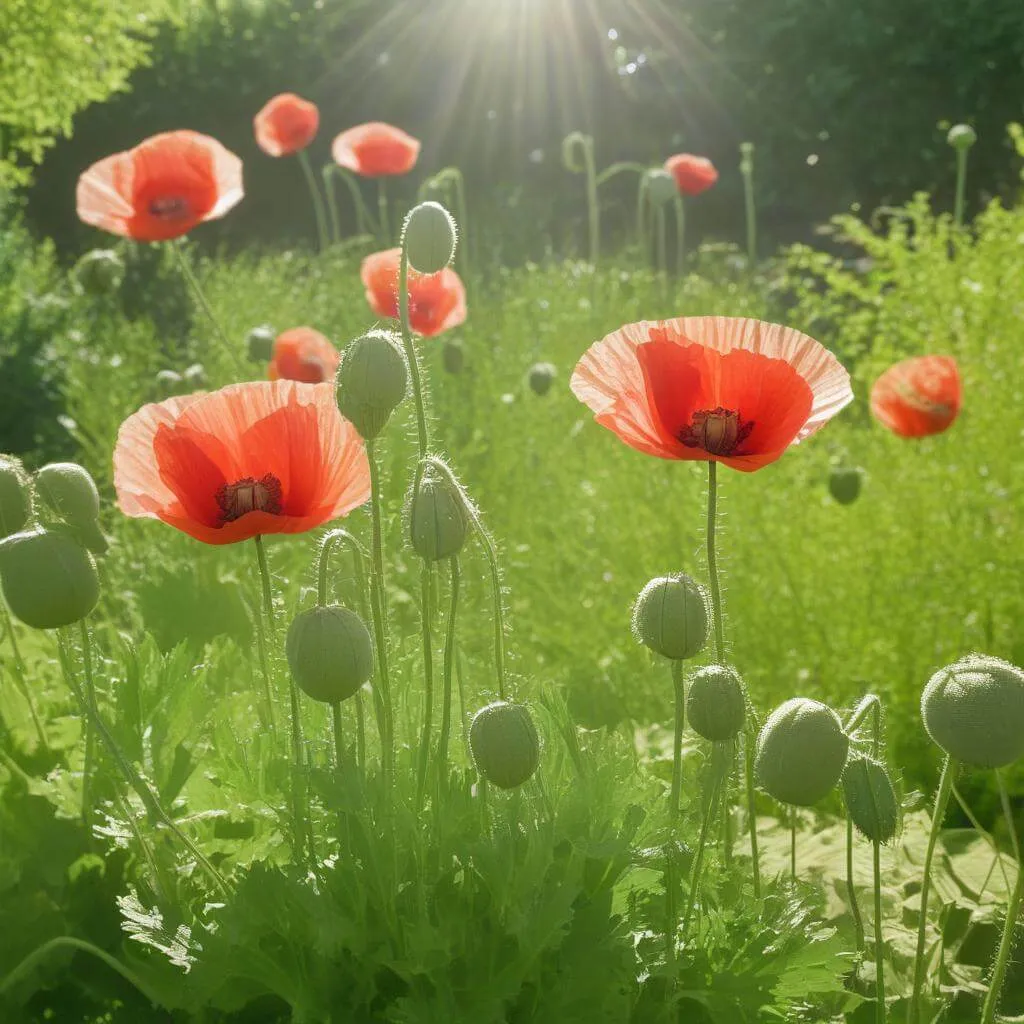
<box><xmin>528</xmin><ymin>362</ymin><xmax>556</xmax><ymax>397</ymax></box>
<box><xmin>443</xmin><ymin>338</ymin><xmax>465</xmax><ymax>375</ymax></box>
<box><xmin>921</xmin><ymin>654</ymin><xmax>1024</xmax><ymax>768</ymax></box>
<box><xmin>755</xmin><ymin>697</ymin><xmax>849</xmax><ymax>806</ymax></box>
<box><xmin>842</xmin><ymin>754</ymin><xmax>900</xmax><ymax>844</ymax></box>
<box><xmin>0</xmin><ymin>455</ymin><xmax>32</xmax><ymax>539</ymax></box>
<box><xmin>686</xmin><ymin>664</ymin><xmax>746</xmax><ymax>742</ymax></box>
<box><xmin>631</xmin><ymin>573</ymin><xmax>710</xmax><ymax>661</ymax></box>
<box><xmin>469</xmin><ymin>700</ymin><xmax>541</xmax><ymax>789</ymax></box>
<box><xmin>402</xmin><ymin>201</ymin><xmax>458</xmax><ymax>274</ymax></box>
<box><xmin>410</xmin><ymin>463</ymin><xmax>468</xmax><ymax>562</ymax></box>
<box><xmin>947</xmin><ymin>124</ymin><xmax>977</xmax><ymax>151</ymax></box>
<box><xmin>73</xmin><ymin>249</ymin><xmax>124</xmax><ymax>296</ymax></box>
<box><xmin>335</xmin><ymin>330</ymin><xmax>408</xmax><ymax>440</ymax></box>
<box><xmin>35</xmin><ymin>462</ymin><xmax>107</xmax><ymax>554</ymax></box>
<box><xmin>182</xmin><ymin>363</ymin><xmax>207</xmax><ymax>389</ymax></box>
<box><xmin>247</xmin><ymin>325</ymin><xmax>276</xmax><ymax>362</ymax></box>
<box><xmin>829</xmin><ymin>465</ymin><xmax>863</xmax><ymax>505</ymax></box>
<box><xmin>285</xmin><ymin>605</ymin><xmax>374</xmax><ymax>704</ymax></box>
<box><xmin>644</xmin><ymin>169</ymin><xmax>678</xmax><ymax>208</ymax></box>
<box><xmin>0</xmin><ymin>528</ymin><xmax>99</xmax><ymax>629</ymax></box>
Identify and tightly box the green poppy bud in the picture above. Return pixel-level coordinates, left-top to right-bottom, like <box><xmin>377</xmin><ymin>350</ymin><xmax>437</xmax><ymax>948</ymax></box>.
<box><xmin>247</xmin><ymin>325</ymin><xmax>276</xmax><ymax>362</ymax></box>
<box><xmin>285</xmin><ymin>605</ymin><xmax>374</xmax><ymax>704</ymax></box>
<box><xmin>755</xmin><ymin>697</ymin><xmax>849</xmax><ymax>806</ymax></box>
<box><xmin>410</xmin><ymin>464</ymin><xmax>468</xmax><ymax>562</ymax></box>
<box><xmin>829</xmin><ymin>465</ymin><xmax>863</xmax><ymax>505</ymax></box>
<box><xmin>182</xmin><ymin>363</ymin><xmax>207</xmax><ymax>389</ymax></box>
<box><xmin>631</xmin><ymin>573</ymin><xmax>710</xmax><ymax>661</ymax></box>
<box><xmin>336</xmin><ymin>330</ymin><xmax>408</xmax><ymax>440</ymax></box>
<box><xmin>0</xmin><ymin>528</ymin><xmax>99</xmax><ymax>629</ymax></box>
<box><xmin>842</xmin><ymin>754</ymin><xmax>900</xmax><ymax>844</ymax></box>
<box><xmin>469</xmin><ymin>700</ymin><xmax>541</xmax><ymax>789</ymax></box>
<box><xmin>73</xmin><ymin>249</ymin><xmax>124</xmax><ymax>296</ymax></box>
<box><xmin>443</xmin><ymin>338</ymin><xmax>465</xmax><ymax>375</ymax></box>
<box><xmin>402</xmin><ymin>201</ymin><xmax>458</xmax><ymax>274</ymax></box>
<box><xmin>947</xmin><ymin>124</ymin><xmax>977</xmax><ymax>151</ymax></box>
<box><xmin>645</xmin><ymin>169</ymin><xmax>678</xmax><ymax>208</ymax></box>
<box><xmin>35</xmin><ymin>462</ymin><xmax>107</xmax><ymax>555</ymax></box>
<box><xmin>686</xmin><ymin>664</ymin><xmax>746</xmax><ymax>742</ymax></box>
<box><xmin>921</xmin><ymin>654</ymin><xmax>1024</xmax><ymax>768</ymax></box>
<box><xmin>528</xmin><ymin>362</ymin><xmax>556</xmax><ymax>397</ymax></box>
<box><xmin>0</xmin><ymin>455</ymin><xmax>32</xmax><ymax>539</ymax></box>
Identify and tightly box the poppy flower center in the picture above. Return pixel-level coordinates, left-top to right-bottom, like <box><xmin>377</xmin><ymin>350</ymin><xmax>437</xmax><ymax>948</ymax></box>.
<box><xmin>149</xmin><ymin>196</ymin><xmax>191</xmax><ymax>221</ymax></box>
<box><xmin>679</xmin><ymin>407</ymin><xmax>755</xmax><ymax>456</ymax></box>
<box><xmin>216</xmin><ymin>474</ymin><xmax>284</xmax><ymax>523</ymax></box>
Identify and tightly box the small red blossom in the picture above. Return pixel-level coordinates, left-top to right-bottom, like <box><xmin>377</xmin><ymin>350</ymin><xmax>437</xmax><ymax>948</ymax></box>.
<box><xmin>870</xmin><ymin>355</ymin><xmax>961</xmax><ymax>438</ymax></box>
<box><xmin>268</xmin><ymin>328</ymin><xmax>340</xmax><ymax>384</ymax></box>
<box><xmin>254</xmin><ymin>93</ymin><xmax>320</xmax><ymax>157</ymax></box>
<box><xmin>360</xmin><ymin>248</ymin><xmax>466</xmax><ymax>337</ymax></box>
<box><xmin>664</xmin><ymin>154</ymin><xmax>718</xmax><ymax>196</ymax></box>
<box><xmin>331</xmin><ymin>123</ymin><xmax>421</xmax><ymax>177</ymax></box>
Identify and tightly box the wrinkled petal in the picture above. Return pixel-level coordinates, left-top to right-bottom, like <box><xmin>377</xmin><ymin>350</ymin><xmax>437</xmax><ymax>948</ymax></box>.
<box><xmin>360</xmin><ymin>248</ymin><xmax>466</xmax><ymax>337</ymax></box>
<box><xmin>870</xmin><ymin>355</ymin><xmax>961</xmax><ymax>438</ymax></box>
<box><xmin>254</xmin><ymin>93</ymin><xmax>319</xmax><ymax>157</ymax></box>
<box><xmin>332</xmin><ymin>122</ymin><xmax>420</xmax><ymax>177</ymax></box>
<box><xmin>268</xmin><ymin>327</ymin><xmax>339</xmax><ymax>383</ymax></box>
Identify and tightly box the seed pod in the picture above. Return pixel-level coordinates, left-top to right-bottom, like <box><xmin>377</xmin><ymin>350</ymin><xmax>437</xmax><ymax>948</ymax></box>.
<box><xmin>686</xmin><ymin>664</ymin><xmax>746</xmax><ymax>742</ymax></box>
<box><xmin>947</xmin><ymin>124</ymin><xmax>977</xmax><ymax>151</ymax></box>
<box><xmin>631</xmin><ymin>573</ymin><xmax>710</xmax><ymax>661</ymax></box>
<box><xmin>644</xmin><ymin>168</ymin><xmax>678</xmax><ymax>208</ymax></box>
<box><xmin>829</xmin><ymin>465</ymin><xmax>862</xmax><ymax>505</ymax></box>
<box><xmin>410</xmin><ymin>464</ymin><xmax>467</xmax><ymax>561</ymax></box>
<box><xmin>528</xmin><ymin>362</ymin><xmax>556</xmax><ymax>397</ymax></box>
<box><xmin>336</xmin><ymin>330</ymin><xmax>408</xmax><ymax>440</ymax></box>
<box><xmin>469</xmin><ymin>700</ymin><xmax>540</xmax><ymax>789</ymax></box>
<box><xmin>402</xmin><ymin>201</ymin><xmax>458</xmax><ymax>274</ymax></box>
<box><xmin>0</xmin><ymin>528</ymin><xmax>99</xmax><ymax>629</ymax></box>
<box><xmin>921</xmin><ymin>654</ymin><xmax>1024</xmax><ymax>768</ymax></box>
<box><xmin>755</xmin><ymin>697</ymin><xmax>849</xmax><ymax>806</ymax></box>
<box><xmin>842</xmin><ymin>754</ymin><xmax>900</xmax><ymax>844</ymax></box>
<box><xmin>443</xmin><ymin>339</ymin><xmax>465</xmax><ymax>375</ymax></box>
<box><xmin>285</xmin><ymin>605</ymin><xmax>373</xmax><ymax>704</ymax></box>
<box><xmin>247</xmin><ymin>325</ymin><xmax>276</xmax><ymax>362</ymax></box>
<box><xmin>0</xmin><ymin>455</ymin><xmax>32</xmax><ymax>539</ymax></box>
<box><xmin>35</xmin><ymin>462</ymin><xmax>107</xmax><ymax>555</ymax></box>
<box><xmin>73</xmin><ymin>249</ymin><xmax>124</xmax><ymax>296</ymax></box>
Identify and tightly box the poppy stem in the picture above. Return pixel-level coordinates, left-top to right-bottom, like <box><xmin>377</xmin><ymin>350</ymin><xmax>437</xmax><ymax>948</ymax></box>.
<box><xmin>252</xmin><ymin>592</ymin><xmax>276</xmax><ymax>737</ymax></box>
<box><xmin>562</xmin><ymin>131</ymin><xmax>599</xmax><ymax>266</ymax></box>
<box><xmin>743</xmin><ymin>716</ymin><xmax>762</xmax><ymax>898</ymax></box>
<box><xmin>705</xmin><ymin>461</ymin><xmax>725</xmax><ymax>662</ymax></box>
<box><xmin>656</xmin><ymin>206</ymin><xmax>667</xmax><ymax>280</ymax></box>
<box><xmin>415</xmin><ymin>561</ymin><xmax>435</xmax><ymax>808</ymax></box>
<box><xmin>870</xmin><ymin>705</ymin><xmax>886</xmax><ymax>1024</ymax></box>
<box><xmin>673</xmin><ymin>195</ymin><xmax>685</xmax><ymax>273</ymax></box>
<box><xmin>171</xmin><ymin>242</ymin><xmax>237</xmax><ymax>367</ymax></box>
<box><xmin>636</xmin><ymin>174</ymin><xmax>650</xmax><ymax>263</ymax></box>
<box><xmin>437</xmin><ymin>555</ymin><xmax>461</xmax><ymax>773</ymax></box>
<box><xmin>953</xmin><ymin>146</ymin><xmax>969</xmax><ymax>230</ymax></box>
<box><xmin>670</xmin><ymin>659</ymin><xmax>685</xmax><ymax>823</ymax></box>
<box><xmin>846</xmin><ymin>814</ymin><xmax>866</xmax><ymax>952</ymax></box>
<box><xmin>323</xmin><ymin>165</ymin><xmax>378</xmax><ymax>241</ymax></box>
<box><xmin>683</xmin><ymin>752</ymin><xmax>726</xmax><ymax>933</ymax></box>
<box><xmin>790</xmin><ymin>807</ymin><xmax>797</xmax><ymax>881</ymax></box>
<box><xmin>398</xmin><ymin>244</ymin><xmax>430</xmax><ymax>460</ymax></box>
<box><xmin>332</xmin><ymin>701</ymin><xmax>344</xmax><ymax>777</ymax></box>
<box><xmin>297</xmin><ymin>150</ymin><xmax>329</xmax><ymax>252</ymax></box>
<box><xmin>739</xmin><ymin>142</ymin><xmax>757</xmax><ymax>265</ymax></box>
<box><xmin>378</xmin><ymin>179</ymin><xmax>391</xmax><ymax>245</ymax></box>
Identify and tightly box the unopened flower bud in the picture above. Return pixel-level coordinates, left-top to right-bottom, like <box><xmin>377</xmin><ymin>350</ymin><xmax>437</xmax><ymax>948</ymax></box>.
<box><xmin>631</xmin><ymin>573</ymin><xmax>710</xmax><ymax>661</ymax></box>
<box><xmin>469</xmin><ymin>700</ymin><xmax>541</xmax><ymax>789</ymax></box>
<box><xmin>686</xmin><ymin>664</ymin><xmax>746</xmax><ymax>742</ymax></box>
<box><xmin>947</xmin><ymin>124</ymin><xmax>977</xmax><ymax>151</ymax></box>
<box><xmin>755</xmin><ymin>697</ymin><xmax>849</xmax><ymax>806</ymax></box>
<box><xmin>921</xmin><ymin>654</ymin><xmax>1024</xmax><ymax>768</ymax></box>
<box><xmin>0</xmin><ymin>528</ymin><xmax>100</xmax><ymax>629</ymax></box>
<box><xmin>829</xmin><ymin>465</ymin><xmax>863</xmax><ymax>505</ymax></box>
<box><xmin>336</xmin><ymin>330</ymin><xmax>408</xmax><ymax>440</ymax></box>
<box><xmin>247</xmin><ymin>325</ymin><xmax>276</xmax><ymax>362</ymax></box>
<box><xmin>842</xmin><ymin>754</ymin><xmax>900</xmax><ymax>844</ymax></box>
<box><xmin>73</xmin><ymin>249</ymin><xmax>124</xmax><ymax>296</ymax></box>
<box><xmin>0</xmin><ymin>455</ymin><xmax>32</xmax><ymax>539</ymax></box>
<box><xmin>443</xmin><ymin>338</ymin><xmax>465</xmax><ymax>375</ymax></box>
<box><xmin>645</xmin><ymin>169</ymin><xmax>678</xmax><ymax>208</ymax></box>
<box><xmin>402</xmin><ymin>201</ymin><xmax>458</xmax><ymax>274</ymax></box>
<box><xmin>410</xmin><ymin>464</ymin><xmax>468</xmax><ymax>562</ymax></box>
<box><xmin>286</xmin><ymin>605</ymin><xmax>374</xmax><ymax>704</ymax></box>
<box><xmin>528</xmin><ymin>362</ymin><xmax>556</xmax><ymax>396</ymax></box>
<box><xmin>35</xmin><ymin>462</ymin><xmax>107</xmax><ymax>554</ymax></box>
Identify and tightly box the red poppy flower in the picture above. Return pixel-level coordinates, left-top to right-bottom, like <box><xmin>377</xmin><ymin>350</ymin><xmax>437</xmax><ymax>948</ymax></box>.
<box><xmin>870</xmin><ymin>355</ymin><xmax>961</xmax><ymax>438</ymax></box>
<box><xmin>254</xmin><ymin>93</ymin><xmax>320</xmax><ymax>157</ymax></box>
<box><xmin>331</xmin><ymin>123</ymin><xmax>421</xmax><ymax>177</ymax></box>
<box><xmin>664</xmin><ymin>154</ymin><xmax>718</xmax><ymax>196</ymax></box>
<box><xmin>360</xmin><ymin>248</ymin><xmax>466</xmax><ymax>337</ymax></box>
<box><xmin>77</xmin><ymin>131</ymin><xmax>243</xmax><ymax>242</ymax></box>
<box><xmin>268</xmin><ymin>327</ymin><xmax>340</xmax><ymax>384</ymax></box>
<box><xmin>570</xmin><ymin>316</ymin><xmax>853</xmax><ymax>472</ymax></box>
<box><xmin>113</xmin><ymin>380</ymin><xmax>370</xmax><ymax>545</ymax></box>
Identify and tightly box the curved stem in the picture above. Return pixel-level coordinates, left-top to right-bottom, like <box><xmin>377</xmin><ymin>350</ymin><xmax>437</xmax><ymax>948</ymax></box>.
<box><xmin>438</xmin><ymin>556</ymin><xmax>461</xmax><ymax>769</ymax></box>
<box><xmin>705</xmin><ymin>461</ymin><xmax>726</xmax><ymax>662</ymax></box>
<box><xmin>297</xmin><ymin>150</ymin><xmax>328</xmax><ymax>252</ymax></box>
<box><xmin>398</xmin><ymin>244</ymin><xmax>429</xmax><ymax>460</ymax></box>
<box><xmin>317</xmin><ymin>528</ymin><xmax>369</xmax><ymax>610</ymax></box>
<box><xmin>562</xmin><ymin>132</ymin><xmax>599</xmax><ymax>265</ymax></box>
<box><xmin>844</xmin><ymin>694</ymin><xmax>882</xmax><ymax>736</ymax></box>
<box><xmin>594</xmin><ymin>160</ymin><xmax>648</xmax><ymax>187</ymax></box>
<box><xmin>670</xmin><ymin>659</ymin><xmax>685</xmax><ymax>823</ymax></box>
<box><xmin>415</xmin><ymin>563</ymin><xmax>435</xmax><ymax>806</ymax></box>
<box><xmin>324</xmin><ymin>165</ymin><xmax>378</xmax><ymax>238</ymax></box>
<box><xmin>739</xmin><ymin>144</ymin><xmax>757</xmax><ymax>265</ymax></box>
<box><xmin>171</xmin><ymin>241</ymin><xmax>237</xmax><ymax>367</ymax></box>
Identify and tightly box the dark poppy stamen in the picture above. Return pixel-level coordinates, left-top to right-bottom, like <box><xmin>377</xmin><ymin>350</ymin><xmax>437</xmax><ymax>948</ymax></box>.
<box><xmin>149</xmin><ymin>196</ymin><xmax>191</xmax><ymax>220</ymax></box>
<box><xmin>216</xmin><ymin>474</ymin><xmax>283</xmax><ymax>523</ymax></box>
<box><xmin>679</xmin><ymin>407</ymin><xmax>755</xmax><ymax>456</ymax></box>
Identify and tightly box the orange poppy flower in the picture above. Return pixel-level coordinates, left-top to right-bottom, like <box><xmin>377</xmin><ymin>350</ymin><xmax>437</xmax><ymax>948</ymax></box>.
<box><xmin>113</xmin><ymin>380</ymin><xmax>370</xmax><ymax>545</ymax></box>
<box><xmin>268</xmin><ymin>327</ymin><xmax>340</xmax><ymax>384</ymax></box>
<box><xmin>570</xmin><ymin>316</ymin><xmax>853</xmax><ymax>472</ymax></box>
<box><xmin>664</xmin><ymin>154</ymin><xmax>718</xmax><ymax>196</ymax></box>
<box><xmin>254</xmin><ymin>93</ymin><xmax>319</xmax><ymax>157</ymax></box>
<box><xmin>361</xmin><ymin>248</ymin><xmax>466</xmax><ymax>337</ymax></box>
<box><xmin>331</xmin><ymin>122</ymin><xmax>421</xmax><ymax>177</ymax></box>
<box><xmin>76</xmin><ymin>131</ymin><xmax>243</xmax><ymax>242</ymax></box>
<box><xmin>870</xmin><ymin>355</ymin><xmax>961</xmax><ymax>438</ymax></box>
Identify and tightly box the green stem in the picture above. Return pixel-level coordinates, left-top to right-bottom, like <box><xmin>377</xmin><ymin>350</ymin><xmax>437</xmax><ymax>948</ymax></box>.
<box><xmin>673</xmin><ymin>195</ymin><xmax>685</xmax><ymax>274</ymax></box>
<box><xmin>378</xmin><ymin>178</ymin><xmax>390</xmax><ymax>244</ymax></box>
<box><xmin>398</xmin><ymin>244</ymin><xmax>429</xmax><ymax>460</ymax></box>
<box><xmin>844</xmin><ymin>694</ymin><xmax>881</xmax><ymax>736</ymax></box>
<box><xmin>324</xmin><ymin>165</ymin><xmax>378</xmax><ymax>239</ymax></box>
<box><xmin>332</xmin><ymin>702</ymin><xmax>344</xmax><ymax>776</ymax></box>
<box><xmin>636</xmin><ymin>175</ymin><xmax>650</xmax><ymax>262</ymax></box>
<box><xmin>908</xmin><ymin>754</ymin><xmax>956</xmax><ymax>1024</ymax></box>
<box><xmin>847</xmin><ymin>814</ymin><xmax>866</xmax><ymax>952</ymax></box>
<box><xmin>705</xmin><ymin>461</ymin><xmax>725</xmax><ymax>662</ymax></box>
<box><xmin>366</xmin><ymin>440</ymin><xmax>394</xmax><ymax>780</ymax></box>
<box><xmin>873</xmin><ymin>836</ymin><xmax>886</xmax><ymax>1024</ymax></box>
<box><xmin>740</xmin><ymin>143</ymin><xmax>757</xmax><ymax>265</ymax></box>
<box><xmin>683</xmin><ymin>764</ymin><xmax>725</xmax><ymax>932</ymax></box>
<box><xmin>656</xmin><ymin>206</ymin><xmax>667</xmax><ymax>278</ymax></box>
<box><xmin>743</xmin><ymin>721</ymin><xmax>761</xmax><ymax>898</ymax></box>
<box><xmin>438</xmin><ymin>556</ymin><xmax>461</xmax><ymax>769</ymax></box>
<box><xmin>297</xmin><ymin>149</ymin><xmax>328</xmax><ymax>252</ymax></box>
<box><xmin>594</xmin><ymin>160</ymin><xmax>647</xmax><ymax>187</ymax></box>
<box><xmin>670</xmin><ymin>659</ymin><xmax>685</xmax><ymax>823</ymax></box>
<box><xmin>953</xmin><ymin>148</ymin><xmax>968</xmax><ymax>229</ymax></box>
<box><xmin>791</xmin><ymin>808</ymin><xmax>797</xmax><ymax>881</ymax></box>
<box><xmin>171</xmin><ymin>241</ymin><xmax>237</xmax><ymax>367</ymax></box>
<box><xmin>252</xmin><ymin>593</ymin><xmax>276</xmax><ymax>736</ymax></box>
<box><xmin>415</xmin><ymin>563</ymin><xmax>435</xmax><ymax>806</ymax></box>
<box><xmin>953</xmin><ymin>782</ymin><xmax>1011</xmax><ymax>893</ymax></box>
<box><xmin>562</xmin><ymin>132</ymin><xmax>599</xmax><ymax>265</ymax></box>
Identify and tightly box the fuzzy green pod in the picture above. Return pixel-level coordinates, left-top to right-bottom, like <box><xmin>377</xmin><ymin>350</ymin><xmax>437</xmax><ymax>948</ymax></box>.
<box><xmin>947</xmin><ymin>124</ymin><xmax>977</xmax><ymax>150</ymax></box>
<box><xmin>686</xmin><ymin>664</ymin><xmax>746</xmax><ymax>742</ymax></box>
<box><xmin>0</xmin><ymin>528</ymin><xmax>99</xmax><ymax>629</ymax></box>
<box><xmin>443</xmin><ymin>339</ymin><xmax>465</xmax><ymax>375</ymax></box>
<box><xmin>35</xmin><ymin>462</ymin><xmax>106</xmax><ymax>555</ymax></box>
<box><xmin>403</xmin><ymin>201</ymin><xmax>457</xmax><ymax>274</ymax></box>
<box><xmin>336</xmin><ymin>330</ymin><xmax>408</xmax><ymax>440</ymax></box>
<box><xmin>755</xmin><ymin>697</ymin><xmax>849</xmax><ymax>806</ymax></box>
<box><xmin>285</xmin><ymin>605</ymin><xmax>373</xmax><ymax>704</ymax></box>
<box><xmin>528</xmin><ymin>362</ymin><xmax>556</xmax><ymax>397</ymax></box>
<box><xmin>73</xmin><ymin>249</ymin><xmax>124</xmax><ymax>296</ymax></box>
<box><xmin>247</xmin><ymin>325</ymin><xmax>276</xmax><ymax>362</ymax></box>
<box><xmin>469</xmin><ymin>701</ymin><xmax>541</xmax><ymax>789</ymax></box>
<box><xmin>645</xmin><ymin>168</ymin><xmax>678</xmax><ymax>207</ymax></box>
<box><xmin>921</xmin><ymin>654</ymin><xmax>1024</xmax><ymax>768</ymax></box>
<box><xmin>829</xmin><ymin>465</ymin><xmax>862</xmax><ymax>505</ymax></box>
<box><xmin>842</xmin><ymin>754</ymin><xmax>900</xmax><ymax>844</ymax></box>
<box><xmin>631</xmin><ymin>573</ymin><xmax>710</xmax><ymax>661</ymax></box>
<box><xmin>0</xmin><ymin>455</ymin><xmax>32</xmax><ymax>539</ymax></box>
<box><xmin>410</xmin><ymin>464</ymin><xmax>467</xmax><ymax>562</ymax></box>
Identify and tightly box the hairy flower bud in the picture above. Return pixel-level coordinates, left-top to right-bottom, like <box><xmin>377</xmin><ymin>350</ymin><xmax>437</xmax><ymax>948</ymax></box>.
<box><xmin>35</xmin><ymin>462</ymin><xmax>107</xmax><ymax>554</ymax></box>
<box><xmin>247</xmin><ymin>325</ymin><xmax>276</xmax><ymax>362</ymax></box>
<box><xmin>645</xmin><ymin>169</ymin><xmax>678</xmax><ymax>208</ymax></box>
<box><xmin>73</xmin><ymin>249</ymin><xmax>124</xmax><ymax>296</ymax></box>
<box><xmin>336</xmin><ymin>330</ymin><xmax>408</xmax><ymax>440</ymax></box>
<box><xmin>0</xmin><ymin>455</ymin><xmax>32</xmax><ymax>539</ymax></box>
<box><xmin>842</xmin><ymin>754</ymin><xmax>900</xmax><ymax>844</ymax></box>
<box><xmin>410</xmin><ymin>464</ymin><xmax>468</xmax><ymax>561</ymax></box>
<box><xmin>286</xmin><ymin>605</ymin><xmax>374</xmax><ymax>704</ymax></box>
<box><xmin>528</xmin><ymin>362</ymin><xmax>556</xmax><ymax>396</ymax></box>
<box><xmin>921</xmin><ymin>654</ymin><xmax>1024</xmax><ymax>768</ymax></box>
<box><xmin>469</xmin><ymin>700</ymin><xmax>541</xmax><ymax>789</ymax></box>
<box><xmin>755</xmin><ymin>697</ymin><xmax>849</xmax><ymax>806</ymax></box>
<box><xmin>686</xmin><ymin>664</ymin><xmax>747</xmax><ymax>741</ymax></box>
<box><xmin>402</xmin><ymin>201</ymin><xmax>457</xmax><ymax>274</ymax></box>
<box><xmin>631</xmin><ymin>573</ymin><xmax>710</xmax><ymax>661</ymax></box>
<box><xmin>829</xmin><ymin>465</ymin><xmax>863</xmax><ymax>505</ymax></box>
<box><xmin>947</xmin><ymin>124</ymin><xmax>977</xmax><ymax>150</ymax></box>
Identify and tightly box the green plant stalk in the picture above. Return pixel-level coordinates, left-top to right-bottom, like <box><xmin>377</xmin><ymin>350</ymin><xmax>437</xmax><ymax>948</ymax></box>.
<box><xmin>979</xmin><ymin>770</ymin><xmax>1024</xmax><ymax>1024</ymax></box>
<box><xmin>847</xmin><ymin>815</ymin><xmax>866</xmax><ymax>952</ymax></box>
<box><xmin>415</xmin><ymin>564</ymin><xmax>435</xmax><ymax>806</ymax></box>
<box><xmin>332</xmin><ymin>702</ymin><xmax>344</xmax><ymax>777</ymax></box>
<box><xmin>399</xmin><ymin>245</ymin><xmax>430</xmax><ymax>460</ymax></box>
<box><xmin>908</xmin><ymin>754</ymin><xmax>956</xmax><ymax>1024</ymax></box>
<box><xmin>743</xmin><ymin>720</ymin><xmax>762</xmax><ymax>898</ymax></box>
<box><xmin>437</xmin><ymin>556</ymin><xmax>461</xmax><ymax>768</ymax></box>
<box><xmin>594</xmin><ymin>160</ymin><xmax>647</xmax><ymax>187</ymax></box>
<box><xmin>873</xmin><ymin>836</ymin><xmax>886</xmax><ymax>1024</ymax></box>
<box><xmin>673</xmin><ymin>195</ymin><xmax>685</xmax><ymax>273</ymax></box>
<box><xmin>297</xmin><ymin>149</ymin><xmax>328</xmax><ymax>252</ymax></box>
<box><xmin>563</xmin><ymin>132</ymin><xmax>599</xmax><ymax>265</ymax></box>
<box><xmin>656</xmin><ymin>207</ymin><xmax>667</xmax><ymax>278</ymax></box>
<box><xmin>670</xmin><ymin>659</ymin><xmax>685</xmax><ymax>822</ymax></box>
<box><xmin>953</xmin><ymin>148</ymin><xmax>969</xmax><ymax>229</ymax></box>
<box><xmin>791</xmin><ymin>809</ymin><xmax>797</xmax><ymax>881</ymax></box>
<box><xmin>683</xmin><ymin>766</ymin><xmax>725</xmax><ymax>933</ymax></box>
<box><xmin>953</xmin><ymin>782</ymin><xmax>1011</xmax><ymax>895</ymax></box>
<box><xmin>378</xmin><ymin>178</ymin><xmax>390</xmax><ymax>244</ymax></box>
<box><xmin>324</xmin><ymin>165</ymin><xmax>378</xmax><ymax>240</ymax></box>
<box><xmin>0</xmin><ymin>600</ymin><xmax>47</xmax><ymax>749</ymax></box>
<box><xmin>252</xmin><ymin>596</ymin><xmax>276</xmax><ymax>737</ymax></box>
<box><xmin>171</xmin><ymin>241</ymin><xmax>237</xmax><ymax>367</ymax></box>
<box><xmin>740</xmin><ymin>144</ymin><xmax>757</xmax><ymax>264</ymax></box>
<box><xmin>705</xmin><ymin>461</ymin><xmax>726</xmax><ymax>662</ymax></box>
<box><xmin>636</xmin><ymin>175</ymin><xmax>650</xmax><ymax>263</ymax></box>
